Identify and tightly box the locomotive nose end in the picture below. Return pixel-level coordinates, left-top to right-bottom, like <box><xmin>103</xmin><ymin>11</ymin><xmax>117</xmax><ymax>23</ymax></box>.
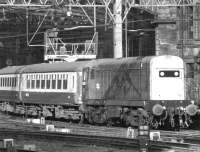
<box><xmin>186</xmin><ymin>104</ymin><xmax>198</xmax><ymax>116</ymax></box>
<box><xmin>152</xmin><ymin>104</ymin><xmax>163</xmax><ymax>116</ymax></box>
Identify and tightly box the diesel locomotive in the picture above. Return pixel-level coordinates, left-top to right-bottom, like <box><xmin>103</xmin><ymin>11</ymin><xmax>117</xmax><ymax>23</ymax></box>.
<box><xmin>0</xmin><ymin>55</ymin><xmax>198</xmax><ymax>128</ymax></box>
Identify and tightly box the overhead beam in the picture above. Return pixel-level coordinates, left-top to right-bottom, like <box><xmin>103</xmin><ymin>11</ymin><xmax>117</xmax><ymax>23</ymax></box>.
<box><xmin>0</xmin><ymin>0</ymin><xmax>197</xmax><ymax>7</ymax></box>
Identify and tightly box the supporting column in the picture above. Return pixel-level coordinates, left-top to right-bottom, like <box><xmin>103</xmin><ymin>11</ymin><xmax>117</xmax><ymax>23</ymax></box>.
<box><xmin>113</xmin><ymin>0</ymin><xmax>123</xmax><ymax>58</ymax></box>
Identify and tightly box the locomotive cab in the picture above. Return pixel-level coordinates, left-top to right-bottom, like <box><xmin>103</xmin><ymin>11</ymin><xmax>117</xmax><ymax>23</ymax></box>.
<box><xmin>150</xmin><ymin>55</ymin><xmax>185</xmax><ymax>100</ymax></box>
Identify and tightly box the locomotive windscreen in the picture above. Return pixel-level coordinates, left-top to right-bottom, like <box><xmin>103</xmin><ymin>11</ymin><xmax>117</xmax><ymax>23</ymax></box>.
<box><xmin>159</xmin><ymin>70</ymin><xmax>180</xmax><ymax>77</ymax></box>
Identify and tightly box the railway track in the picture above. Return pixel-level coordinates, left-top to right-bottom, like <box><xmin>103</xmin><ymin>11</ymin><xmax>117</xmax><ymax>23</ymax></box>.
<box><xmin>0</xmin><ymin>128</ymin><xmax>198</xmax><ymax>152</ymax></box>
<box><xmin>0</xmin><ymin>113</ymin><xmax>200</xmax><ymax>151</ymax></box>
<box><xmin>160</xmin><ymin>130</ymin><xmax>200</xmax><ymax>145</ymax></box>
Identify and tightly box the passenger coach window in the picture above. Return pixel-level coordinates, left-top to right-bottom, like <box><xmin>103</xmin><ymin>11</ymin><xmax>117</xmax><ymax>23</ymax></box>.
<box><xmin>63</xmin><ymin>74</ymin><xmax>68</xmax><ymax>89</ymax></box>
<box><xmin>27</xmin><ymin>75</ymin><xmax>30</xmax><ymax>89</ymax></box>
<box><xmin>5</xmin><ymin>77</ymin><xmax>7</xmax><ymax>87</ymax></box>
<box><xmin>72</xmin><ymin>76</ymin><xmax>74</xmax><ymax>88</ymax></box>
<box><xmin>159</xmin><ymin>71</ymin><xmax>180</xmax><ymax>77</ymax></box>
<box><xmin>52</xmin><ymin>74</ymin><xmax>56</xmax><ymax>89</ymax></box>
<box><xmin>6</xmin><ymin>77</ymin><xmax>8</xmax><ymax>87</ymax></box>
<box><xmin>36</xmin><ymin>75</ymin><xmax>40</xmax><ymax>89</ymax></box>
<box><xmin>57</xmin><ymin>74</ymin><xmax>61</xmax><ymax>89</ymax></box>
<box><xmin>46</xmin><ymin>75</ymin><xmax>50</xmax><ymax>89</ymax></box>
<box><xmin>8</xmin><ymin>77</ymin><xmax>10</xmax><ymax>87</ymax></box>
<box><xmin>31</xmin><ymin>75</ymin><xmax>35</xmax><ymax>89</ymax></box>
<box><xmin>11</xmin><ymin>77</ymin><xmax>13</xmax><ymax>87</ymax></box>
<box><xmin>1</xmin><ymin>78</ymin><xmax>3</xmax><ymax>87</ymax></box>
<box><xmin>14</xmin><ymin>77</ymin><xmax>17</xmax><ymax>87</ymax></box>
<box><xmin>1</xmin><ymin>77</ymin><xmax>3</xmax><ymax>87</ymax></box>
<box><xmin>3</xmin><ymin>77</ymin><xmax>5</xmax><ymax>87</ymax></box>
<box><xmin>41</xmin><ymin>74</ymin><xmax>45</xmax><ymax>89</ymax></box>
<box><xmin>10</xmin><ymin>77</ymin><xmax>12</xmax><ymax>87</ymax></box>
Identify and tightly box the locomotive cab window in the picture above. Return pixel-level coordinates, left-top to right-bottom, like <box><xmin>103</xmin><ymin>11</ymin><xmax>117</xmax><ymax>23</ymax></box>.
<box><xmin>159</xmin><ymin>70</ymin><xmax>180</xmax><ymax>77</ymax></box>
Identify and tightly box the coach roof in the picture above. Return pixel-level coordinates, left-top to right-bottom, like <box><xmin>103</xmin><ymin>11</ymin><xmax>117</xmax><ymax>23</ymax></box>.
<box><xmin>0</xmin><ymin>61</ymin><xmax>91</xmax><ymax>74</ymax></box>
<box><xmin>0</xmin><ymin>65</ymin><xmax>26</xmax><ymax>74</ymax></box>
<box><xmin>22</xmin><ymin>61</ymin><xmax>91</xmax><ymax>73</ymax></box>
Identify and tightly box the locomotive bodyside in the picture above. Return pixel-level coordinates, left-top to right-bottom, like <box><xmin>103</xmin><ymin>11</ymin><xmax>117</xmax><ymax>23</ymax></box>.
<box><xmin>82</xmin><ymin>57</ymin><xmax>153</xmax><ymax>125</ymax></box>
<box><xmin>82</xmin><ymin>57</ymin><xmax>151</xmax><ymax>103</ymax></box>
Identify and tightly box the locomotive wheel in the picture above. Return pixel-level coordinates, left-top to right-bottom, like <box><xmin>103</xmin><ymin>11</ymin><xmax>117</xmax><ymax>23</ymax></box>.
<box><xmin>86</xmin><ymin>106</ymin><xmax>107</xmax><ymax>125</ymax></box>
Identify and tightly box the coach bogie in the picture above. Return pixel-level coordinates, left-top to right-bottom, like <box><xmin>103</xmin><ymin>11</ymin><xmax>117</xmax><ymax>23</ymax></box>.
<box><xmin>42</xmin><ymin>106</ymin><xmax>53</xmax><ymax>117</ymax></box>
<box><xmin>1</xmin><ymin>102</ymin><xmax>14</xmax><ymax>113</ymax></box>
<box><xmin>15</xmin><ymin>105</ymin><xmax>25</xmax><ymax>115</ymax></box>
<box><xmin>54</xmin><ymin>106</ymin><xmax>82</xmax><ymax>120</ymax></box>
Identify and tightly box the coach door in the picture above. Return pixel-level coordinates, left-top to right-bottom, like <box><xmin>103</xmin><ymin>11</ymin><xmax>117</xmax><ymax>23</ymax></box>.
<box><xmin>82</xmin><ymin>68</ymin><xmax>89</xmax><ymax>101</ymax></box>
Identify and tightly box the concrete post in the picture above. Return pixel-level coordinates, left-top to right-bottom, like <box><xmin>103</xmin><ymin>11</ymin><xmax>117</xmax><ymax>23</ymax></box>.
<box><xmin>113</xmin><ymin>0</ymin><xmax>123</xmax><ymax>58</ymax></box>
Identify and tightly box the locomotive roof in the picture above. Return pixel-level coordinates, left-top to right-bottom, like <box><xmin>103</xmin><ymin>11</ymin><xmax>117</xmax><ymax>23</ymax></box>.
<box><xmin>85</xmin><ymin>55</ymin><xmax>183</xmax><ymax>69</ymax></box>
<box><xmin>85</xmin><ymin>56</ymin><xmax>152</xmax><ymax>69</ymax></box>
